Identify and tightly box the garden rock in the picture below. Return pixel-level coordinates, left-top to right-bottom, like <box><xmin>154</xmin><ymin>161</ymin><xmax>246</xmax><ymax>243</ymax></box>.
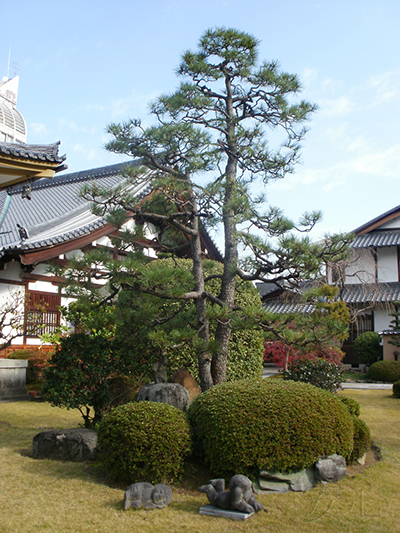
<box><xmin>315</xmin><ymin>454</ymin><xmax>348</xmax><ymax>483</ymax></box>
<box><xmin>257</xmin><ymin>467</ymin><xmax>315</xmax><ymax>493</ymax></box>
<box><xmin>32</xmin><ymin>428</ymin><xmax>97</xmax><ymax>461</ymax></box>
<box><xmin>124</xmin><ymin>482</ymin><xmax>173</xmax><ymax>510</ymax></box>
<box><xmin>137</xmin><ymin>382</ymin><xmax>190</xmax><ymax>412</ymax></box>
<box><xmin>169</xmin><ymin>368</ymin><xmax>201</xmax><ymax>404</ymax></box>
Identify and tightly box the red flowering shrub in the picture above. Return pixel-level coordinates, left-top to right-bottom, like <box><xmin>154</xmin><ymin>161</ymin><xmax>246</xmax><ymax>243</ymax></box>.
<box><xmin>264</xmin><ymin>341</ymin><xmax>343</xmax><ymax>368</ymax></box>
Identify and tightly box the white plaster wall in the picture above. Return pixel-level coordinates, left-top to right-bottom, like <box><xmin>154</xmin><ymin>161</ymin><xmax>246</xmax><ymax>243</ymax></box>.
<box><xmin>377</xmin><ymin>247</ymin><xmax>398</xmax><ymax>283</ymax></box>
<box><xmin>374</xmin><ymin>307</ymin><xmax>392</xmax><ymax>333</ymax></box>
<box><xmin>28</xmin><ymin>280</ymin><xmax>59</xmax><ymax>293</ymax></box>
<box><xmin>344</xmin><ymin>249</ymin><xmax>376</xmax><ymax>284</ymax></box>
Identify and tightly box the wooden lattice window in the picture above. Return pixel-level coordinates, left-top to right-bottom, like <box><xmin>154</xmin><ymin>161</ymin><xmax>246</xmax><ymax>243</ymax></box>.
<box><xmin>25</xmin><ymin>291</ymin><xmax>61</xmax><ymax>337</ymax></box>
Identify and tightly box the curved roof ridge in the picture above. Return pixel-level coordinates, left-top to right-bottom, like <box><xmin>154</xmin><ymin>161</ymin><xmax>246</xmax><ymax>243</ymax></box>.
<box><xmin>21</xmin><ymin>159</ymin><xmax>142</xmax><ymax>193</ymax></box>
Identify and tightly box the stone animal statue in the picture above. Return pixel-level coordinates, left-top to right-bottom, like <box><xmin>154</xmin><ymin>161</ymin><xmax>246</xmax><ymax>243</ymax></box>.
<box><xmin>124</xmin><ymin>482</ymin><xmax>173</xmax><ymax>510</ymax></box>
<box><xmin>199</xmin><ymin>474</ymin><xmax>263</xmax><ymax>514</ymax></box>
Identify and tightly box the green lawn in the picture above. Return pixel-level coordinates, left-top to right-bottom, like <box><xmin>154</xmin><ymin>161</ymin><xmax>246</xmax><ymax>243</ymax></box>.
<box><xmin>0</xmin><ymin>391</ymin><xmax>399</xmax><ymax>533</ymax></box>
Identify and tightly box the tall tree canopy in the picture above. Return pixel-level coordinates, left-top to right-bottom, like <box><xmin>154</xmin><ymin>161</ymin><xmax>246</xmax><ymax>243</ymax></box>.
<box><xmin>69</xmin><ymin>27</ymin><xmax>348</xmax><ymax>390</ymax></box>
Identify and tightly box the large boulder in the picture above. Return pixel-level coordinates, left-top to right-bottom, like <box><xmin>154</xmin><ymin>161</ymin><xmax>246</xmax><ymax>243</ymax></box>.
<box><xmin>169</xmin><ymin>368</ymin><xmax>201</xmax><ymax>404</ymax></box>
<box><xmin>32</xmin><ymin>428</ymin><xmax>97</xmax><ymax>461</ymax></box>
<box><xmin>137</xmin><ymin>382</ymin><xmax>190</xmax><ymax>411</ymax></box>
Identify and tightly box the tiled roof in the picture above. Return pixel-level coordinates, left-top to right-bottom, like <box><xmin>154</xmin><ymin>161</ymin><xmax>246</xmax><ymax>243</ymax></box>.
<box><xmin>264</xmin><ymin>282</ymin><xmax>400</xmax><ymax>314</ymax></box>
<box><xmin>264</xmin><ymin>301</ymin><xmax>316</xmax><ymax>314</ymax></box>
<box><xmin>352</xmin><ymin>231</ymin><xmax>400</xmax><ymax>249</ymax></box>
<box><xmin>0</xmin><ymin>141</ymin><xmax>66</xmax><ymax>164</ymax></box>
<box><xmin>0</xmin><ymin>160</ymin><xmax>151</xmax><ymax>257</ymax></box>
<box><xmin>341</xmin><ymin>282</ymin><xmax>400</xmax><ymax>304</ymax></box>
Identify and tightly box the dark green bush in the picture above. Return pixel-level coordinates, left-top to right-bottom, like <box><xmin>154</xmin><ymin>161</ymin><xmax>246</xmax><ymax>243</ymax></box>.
<box><xmin>188</xmin><ymin>379</ymin><xmax>354</xmax><ymax>477</ymax></box>
<box><xmin>392</xmin><ymin>380</ymin><xmax>400</xmax><ymax>398</ymax></box>
<box><xmin>283</xmin><ymin>358</ymin><xmax>343</xmax><ymax>393</ymax></box>
<box><xmin>42</xmin><ymin>333</ymin><xmax>126</xmax><ymax>427</ymax></box>
<box><xmin>338</xmin><ymin>395</ymin><xmax>361</xmax><ymax>417</ymax></box>
<box><xmin>353</xmin><ymin>332</ymin><xmax>382</xmax><ymax>365</ymax></box>
<box><xmin>367</xmin><ymin>360</ymin><xmax>400</xmax><ymax>383</ymax></box>
<box><xmin>97</xmin><ymin>401</ymin><xmax>191</xmax><ymax>483</ymax></box>
<box><xmin>346</xmin><ymin>416</ymin><xmax>371</xmax><ymax>464</ymax></box>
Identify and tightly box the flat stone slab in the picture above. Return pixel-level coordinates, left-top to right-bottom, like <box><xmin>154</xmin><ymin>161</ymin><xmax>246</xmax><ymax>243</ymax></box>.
<box><xmin>199</xmin><ymin>505</ymin><xmax>254</xmax><ymax>521</ymax></box>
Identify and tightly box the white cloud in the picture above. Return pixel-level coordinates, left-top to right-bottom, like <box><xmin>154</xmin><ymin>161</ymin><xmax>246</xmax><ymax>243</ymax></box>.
<box><xmin>59</xmin><ymin>118</ymin><xmax>82</xmax><ymax>132</ymax></box>
<box><xmin>30</xmin><ymin>122</ymin><xmax>47</xmax><ymax>134</ymax></box>
<box><xmin>367</xmin><ymin>70</ymin><xmax>400</xmax><ymax>105</ymax></box>
<box><xmin>318</xmin><ymin>96</ymin><xmax>353</xmax><ymax>118</ymax></box>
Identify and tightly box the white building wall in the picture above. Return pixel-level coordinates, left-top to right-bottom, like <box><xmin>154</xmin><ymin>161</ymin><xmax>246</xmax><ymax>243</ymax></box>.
<box><xmin>344</xmin><ymin>249</ymin><xmax>376</xmax><ymax>284</ymax></box>
<box><xmin>374</xmin><ymin>307</ymin><xmax>392</xmax><ymax>333</ymax></box>
<box><xmin>377</xmin><ymin>247</ymin><xmax>398</xmax><ymax>283</ymax></box>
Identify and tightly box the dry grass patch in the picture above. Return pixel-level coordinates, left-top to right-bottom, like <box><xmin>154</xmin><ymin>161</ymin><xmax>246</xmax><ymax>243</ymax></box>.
<box><xmin>0</xmin><ymin>392</ymin><xmax>399</xmax><ymax>533</ymax></box>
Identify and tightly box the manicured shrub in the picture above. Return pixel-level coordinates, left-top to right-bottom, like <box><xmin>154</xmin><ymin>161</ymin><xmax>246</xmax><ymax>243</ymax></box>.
<box><xmin>338</xmin><ymin>395</ymin><xmax>361</xmax><ymax>417</ymax></box>
<box><xmin>367</xmin><ymin>360</ymin><xmax>400</xmax><ymax>383</ymax></box>
<box><xmin>188</xmin><ymin>379</ymin><xmax>354</xmax><ymax>478</ymax></box>
<box><xmin>392</xmin><ymin>380</ymin><xmax>400</xmax><ymax>398</ymax></box>
<box><xmin>97</xmin><ymin>401</ymin><xmax>191</xmax><ymax>483</ymax></box>
<box><xmin>346</xmin><ymin>416</ymin><xmax>371</xmax><ymax>464</ymax></box>
<box><xmin>353</xmin><ymin>332</ymin><xmax>382</xmax><ymax>365</ymax></box>
<box><xmin>283</xmin><ymin>358</ymin><xmax>343</xmax><ymax>393</ymax></box>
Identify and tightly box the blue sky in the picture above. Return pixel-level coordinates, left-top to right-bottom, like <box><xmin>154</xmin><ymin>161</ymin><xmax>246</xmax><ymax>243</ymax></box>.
<box><xmin>2</xmin><ymin>0</ymin><xmax>400</xmax><ymax>240</ymax></box>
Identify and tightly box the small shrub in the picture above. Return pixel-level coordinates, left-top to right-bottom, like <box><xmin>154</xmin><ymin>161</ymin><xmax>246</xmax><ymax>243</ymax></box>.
<box><xmin>392</xmin><ymin>380</ymin><xmax>400</xmax><ymax>398</ymax></box>
<box><xmin>353</xmin><ymin>332</ymin><xmax>382</xmax><ymax>365</ymax></box>
<box><xmin>367</xmin><ymin>360</ymin><xmax>400</xmax><ymax>383</ymax></box>
<box><xmin>346</xmin><ymin>416</ymin><xmax>371</xmax><ymax>464</ymax></box>
<box><xmin>283</xmin><ymin>358</ymin><xmax>343</xmax><ymax>393</ymax></box>
<box><xmin>97</xmin><ymin>401</ymin><xmax>191</xmax><ymax>483</ymax></box>
<box><xmin>338</xmin><ymin>396</ymin><xmax>361</xmax><ymax>417</ymax></box>
<box><xmin>188</xmin><ymin>379</ymin><xmax>354</xmax><ymax>478</ymax></box>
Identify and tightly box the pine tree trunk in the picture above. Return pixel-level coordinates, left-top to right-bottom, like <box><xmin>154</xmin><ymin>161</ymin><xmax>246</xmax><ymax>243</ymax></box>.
<box><xmin>190</xmin><ymin>194</ymin><xmax>213</xmax><ymax>391</ymax></box>
<box><xmin>211</xmin><ymin>75</ymin><xmax>238</xmax><ymax>385</ymax></box>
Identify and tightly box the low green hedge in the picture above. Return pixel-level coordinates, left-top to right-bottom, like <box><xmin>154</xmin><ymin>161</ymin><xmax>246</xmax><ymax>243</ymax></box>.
<box><xmin>393</xmin><ymin>380</ymin><xmax>400</xmax><ymax>398</ymax></box>
<box><xmin>367</xmin><ymin>360</ymin><xmax>400</xmax><ymax>383</ymax></box>
<box><xmin>188</xmin><ymin>379</ymin><xmax>354</xmax><ymax>478</ymax></box>
<box><xmin>97</xmin><ymin>401</ymin><xmax>191</xmax><ymax>483</ymax></box>
<box><xmin>346</xmin><ymin>416</ymin><xmax>371</xmax><ymax>464</ymax></box>
<box><xmin>338</xmin><ymin>396</ymin><xmax>361</xmax><ymax>417</ymax></box>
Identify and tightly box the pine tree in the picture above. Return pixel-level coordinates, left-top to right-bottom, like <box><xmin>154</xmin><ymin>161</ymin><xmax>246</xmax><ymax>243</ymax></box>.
<box><xmin>72</xmin><ymin>28</ymin><xmax>349</xmax><ymax>390</ymax></box>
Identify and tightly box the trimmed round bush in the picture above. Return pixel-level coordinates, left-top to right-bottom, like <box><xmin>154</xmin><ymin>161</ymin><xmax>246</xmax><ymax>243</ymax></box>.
<box><xmin>393</xmin><ymin>380</ymin><xmax>400</xmax><ymax>398</ymax></box>
<box><xmin>346</xmin><ymin>416</ymin><xmax>371</xmax><ymax>464</ymax></box>
<box><xmin>338</xmin><ymin>395</ymin><xmax>361</xmax><ymax>417</ymax></box>
<box><xmin>188</xmin><ymin>379</ymin><xmax>354</xmax><ymax>477</ymax></box>
<box><xmin>367</xmin><ymin>360</ymin><xmax>400</xmax><ymax>383</ymax></box>
<box><xmin>353</xmin><ymin>331</ymin><xmax>382</xmax><ymax>365</ymax></box>
<box><xmin>97</xmin><ymin>401</ymin><xmax>191</xmax><ymax>483</ymax></box>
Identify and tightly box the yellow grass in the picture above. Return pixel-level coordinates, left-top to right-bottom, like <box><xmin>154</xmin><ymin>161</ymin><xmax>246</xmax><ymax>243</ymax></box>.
<box><xmin>0</xmin><ymin>391</ymin><xmax>399</xmax><ymax>533</ymax></box>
